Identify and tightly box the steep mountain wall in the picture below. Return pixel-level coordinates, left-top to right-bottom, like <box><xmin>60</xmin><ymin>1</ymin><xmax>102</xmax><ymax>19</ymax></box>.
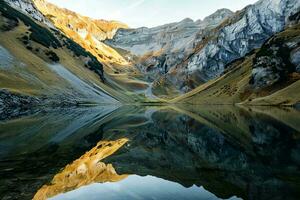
<box><xmin>32</xmin><ymin>0</ymin><xmax>130</xmax><ymax>66</ymax></box>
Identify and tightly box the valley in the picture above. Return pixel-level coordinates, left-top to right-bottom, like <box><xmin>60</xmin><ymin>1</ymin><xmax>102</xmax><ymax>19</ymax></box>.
<box><xmin>0</xmin><ymin>0</ymin><xmax>299</xmax><ymax>199</ymax></box>
<box><xmin>0</xmin><ymin>0</ymin><xmax>299</xmax><ymax>108</ymax></box>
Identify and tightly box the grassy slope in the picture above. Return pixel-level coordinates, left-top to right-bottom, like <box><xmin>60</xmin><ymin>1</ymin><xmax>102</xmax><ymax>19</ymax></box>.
<box><xmin>32</xmin><ymin>0</ymin><xmax>151</xmax><ymax>100</ymax></box>
<box><xmin>171</xmin><ymin>54</ymin><xmax>300</xmax><ymax>106</ymax></box>
<box><xmin>171</xmin><ymin>25</ymin><xmax>300</xmax><ymax>106</ymax></box>
<box><xmin>244</xmin><ymin>80</ymin><xmax>300</xmax><ymax>106</ymax></box>
<box><xmin>170</xmin><ymin>56</ymin><xmax>253</xmax><ymax>104</ymax></box>
<box><xmin>0</xmin><ymin>23</ymin><xmax>67</xmax><ymax>96</ymax></box>
<box><xmin>0</xmin><ymin>2</ymin><xmax>138</xmax><ymax>103</ymax></box>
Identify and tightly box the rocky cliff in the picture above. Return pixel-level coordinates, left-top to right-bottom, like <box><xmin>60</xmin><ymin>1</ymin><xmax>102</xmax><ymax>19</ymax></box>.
<box><xmin>172</xmin><ymin>21</ymin><xmax>300</xmax><ymax>106</ymax></box>
<box><xmin>106</xmin><ymin>0</ymin><xmax>300</xmax><ymax>95</ymax></box>
<box><xmin>179</xmin><ymin>0</ymin><xmax>300</xmax><ymax>90</ymax></box>
<box><xmin>106</xmin><ymin>9</ymin><xmax>234</xmax><ymax>82</ymax></box>
<box><xmin>250</xmin><ymin>12</ymin><xmax>300</xmax><ymax>89</ymax></box>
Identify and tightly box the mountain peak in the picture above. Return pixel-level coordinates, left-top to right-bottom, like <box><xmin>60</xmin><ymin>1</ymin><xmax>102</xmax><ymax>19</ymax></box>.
<box><xmin>200</xmin><ymin>8</ymin><xmax>234</xmax><ymax>29</ymax></box>
<box><xmin>31</xmin><ymin>0</ymin><xmax>130</xmax><ymax>65</ymax></box>
<box><xmin>180</xmin><ymin>18</ymin><xmax>194</xmax><ymax>23</ymax></box>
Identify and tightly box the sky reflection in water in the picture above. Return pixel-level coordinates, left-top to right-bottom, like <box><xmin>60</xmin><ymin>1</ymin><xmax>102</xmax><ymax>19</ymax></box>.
<box><xmin>50</xmin><ymin>175</ymin><xmax>241</xmax><ymax>200</ymax></box>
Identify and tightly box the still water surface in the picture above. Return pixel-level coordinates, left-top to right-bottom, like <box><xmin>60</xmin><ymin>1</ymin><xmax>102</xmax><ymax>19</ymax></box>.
<box><xmin>0</xmin><ymin>105</ymin><xmax>299</xmax><ymax>200</ymax></box>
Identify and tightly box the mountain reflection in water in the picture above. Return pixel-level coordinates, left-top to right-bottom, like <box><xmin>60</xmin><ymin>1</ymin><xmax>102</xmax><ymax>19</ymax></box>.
<box><xmin>0</xmin><ymin>105</ymin><xmax>299</xmax><ymax>200</ymax></box>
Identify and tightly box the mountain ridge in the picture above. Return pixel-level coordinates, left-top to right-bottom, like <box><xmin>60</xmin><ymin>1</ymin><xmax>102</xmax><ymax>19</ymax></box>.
<box><xmin>0</xmin><ymin>0</ymin><xmax>138</xmax><ymax>111</ymax></box>
<box><xmin>32</xmin><ymin>0</ymin><xmax>130</xmax><ymax>67</ymax></box>
<box><xmin>0</xmin><ymin>0</ymin><xmax>299</xmax><ymax>107</ymax></box>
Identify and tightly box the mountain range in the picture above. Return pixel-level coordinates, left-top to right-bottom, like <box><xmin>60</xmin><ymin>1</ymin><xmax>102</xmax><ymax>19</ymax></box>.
<box><xmin>0</xmin><ymin>0</ymin><xmax>299</xmax><ymax>111</ymax></box>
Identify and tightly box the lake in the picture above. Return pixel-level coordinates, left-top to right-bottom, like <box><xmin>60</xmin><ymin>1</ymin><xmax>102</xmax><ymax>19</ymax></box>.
<box><xmin>0</xmin><ymin>105</ymin><xmax>299</xmax><ymax>200</ymax></box>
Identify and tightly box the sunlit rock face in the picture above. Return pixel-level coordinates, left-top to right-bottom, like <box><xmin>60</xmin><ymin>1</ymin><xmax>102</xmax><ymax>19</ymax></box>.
<box><xmin>32</xmin><ymin>0</ymin><xmax>130</xmax><ymax>66</ymax></box>
<box><xmin>33</xmin><ymin>139</ymin><xmax>129</xmax><ymax>200</ymax></box>
<box><xmin>0</xmin><ymin>1</ymin><xmax>123</xmax><ymax>104</ymax></box>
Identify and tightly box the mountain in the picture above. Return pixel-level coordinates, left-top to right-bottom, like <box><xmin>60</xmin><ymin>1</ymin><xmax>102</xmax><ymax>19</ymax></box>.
<box><xmin>31</xmin><ymin>0</ymin><xmax>155</xmax><ymax>97</ymax></box>
<box><xmin>0</xmin><ymin>0</ymin><xmax>299</xmax><ymax>107</ymax></box>
<box><xmin>178</xmin><ymin>0</ymin><xmax>300</xmax><ymax>81</ymax></box>
<box><xmin>0</xmin><ymin>0</ymin><xmax>136</xmax><ymax>112</ymax></box>
<box><xmin>172</xmin><ymin>18</ymin><xmax>300</xmax><ymax>106</ymax></box>
<box><xmin>5</xmin><ymin>0</ymin><xmax>54</xmax><ymax>28</ymax></box>
<box><xmin>32</xmin><ymin>0</ymin><xmax>130</xmax><ymax>68</ymax></box>
<box><xmin>106</xmin><ymin>0</ymin><xmax>300</xmax><ymax>99</ymax></box>
<box><xmin>105</xmin><ymin>9</ymin><xmax>234</xmax><ymax>84</ymax></box>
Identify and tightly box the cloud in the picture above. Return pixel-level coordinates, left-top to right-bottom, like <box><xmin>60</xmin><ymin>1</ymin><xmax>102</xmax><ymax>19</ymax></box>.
<box><xmin>127</xmin><ymin>0</ymin><xmax>145</xmax><ymax>10</ymax></box>
<box><xmin>109</xmin><ymin>0</ymin><xmax>145</xmax><ymax>19</ymax></box>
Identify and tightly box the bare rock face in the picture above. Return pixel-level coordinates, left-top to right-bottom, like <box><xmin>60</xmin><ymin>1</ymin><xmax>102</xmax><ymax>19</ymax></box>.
<box><xmin>105</xmin><ymin>9</ymin><xmax>234</xmax><ymax>81</ymax></box>
<box><xmin>250</xmin><ymin>21</ymin><xmax>300</xmax><ymax>89</ymax></box>
<box><xmin>4</xmin><ymin>0</ymin><xmax>55</xmax><ymax>28</ymax></box>
<box><xmin>107</xmin><ymin>18</ymin><xmax>202</xmax><ymax>56</ymax></box>
<box><xmin>107</xmin><ymin>0</ymin><xmax>300</xmax><ymax>93</ymax></box>
<box><xmin>179</xmin><ymin>0</ymin><xmax>300</xmax><ymax>90</ymax></box>
<box><xmin>198</xmin><ymin>8</ymin><xmax>234</xmax><ymax>30</ymax></box>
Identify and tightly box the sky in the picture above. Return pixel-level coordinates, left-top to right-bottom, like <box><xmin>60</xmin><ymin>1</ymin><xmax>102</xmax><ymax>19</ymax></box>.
<box><xmin>47</xmin><ymin>0</ymin><xmax>258</xmax><ymax>28</ymax></box>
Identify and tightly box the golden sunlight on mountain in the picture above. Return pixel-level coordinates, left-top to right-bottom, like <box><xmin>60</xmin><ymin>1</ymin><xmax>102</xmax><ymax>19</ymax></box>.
<box><xmin>33</xmin><ymin>0</ymin><xmax>130</xmax><ymax>69</ymax></box>
<box><xmin>33</xmin><ymin>139</ymin><xmax>129</xmax><ymax>200</ymax></box>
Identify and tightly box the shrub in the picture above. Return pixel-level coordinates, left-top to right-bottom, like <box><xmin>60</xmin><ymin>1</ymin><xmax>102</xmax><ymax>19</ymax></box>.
<box><xmin>0</xmin><ymin>1</ymin><xmax>104</xmax><ymax>82</ymax></box>
<box><xmin>45</xmin><ymin>50</ymin><xmax>60</xmax><ymax>62</ymax></box>
<box><xmin>0</xmin><ymin>1</ymin><xmax>61</xmax><ymax>48</ymax></box>
<box><xmin>64</xmin><ymin>37</ymin><xmax>105</xmax><ymax>82</ymax></box>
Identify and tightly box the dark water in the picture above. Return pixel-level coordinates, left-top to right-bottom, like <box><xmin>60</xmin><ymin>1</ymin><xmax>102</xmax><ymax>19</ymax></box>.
<box><xmin>0</xmin><ymin>105</ymin><xmax>300</xmax><ymax>200</ymax></box>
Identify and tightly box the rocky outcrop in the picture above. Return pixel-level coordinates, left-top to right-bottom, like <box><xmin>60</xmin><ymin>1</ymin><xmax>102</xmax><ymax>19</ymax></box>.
<box><xmin>106</xmin><ymin>0</ymin><xmax>300</xmax><ymax>93</ymax></box>
<box><xmin>197</xmin><ymin>8</ymin><xmax>234</xmax><ymax>30</ymax></box>
<box><xmin>4</xmin><ymin>0</ymin><xmax>55</xmax><ymax>28</ymax></box>
<box><xmin>175</xmin><ymin>0</ymin><xmax>300</xmax><ymax>91</ymax></box>
<box><xmin>105</xmin><ymin>9</ymin><xmax>234</xmax><ymax>80</ymax></box>
<box><xmin>250</xmin><ymin>19</ymin><xmax>300</xmax><ymax>89</ymax></box>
